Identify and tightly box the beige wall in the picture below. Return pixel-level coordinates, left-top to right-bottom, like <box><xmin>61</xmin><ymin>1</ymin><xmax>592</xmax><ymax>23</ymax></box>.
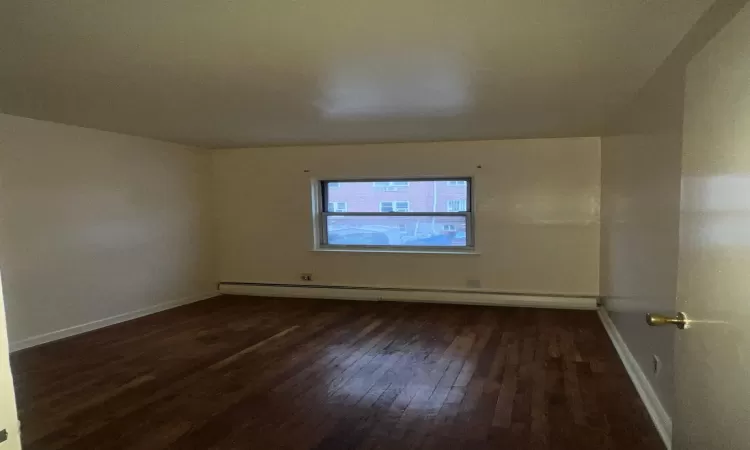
<box><xmin>0</xmin><ymin>114</ymin><xmax>216</xmax><ymax>347</ymax></box>
<box><xmin>599</xmin><ymin>69</ymin><xmax>683</xmax><ymax>416</ymax></box>
<box><xmin>212</xmin><ymin>138</ymin><xmax>601</xmax><ymax>298</ymax></box>
<box><xmin>599</xmin><ymin>0</ymin><xmax>750</xmax><ymax>421</ymax></box>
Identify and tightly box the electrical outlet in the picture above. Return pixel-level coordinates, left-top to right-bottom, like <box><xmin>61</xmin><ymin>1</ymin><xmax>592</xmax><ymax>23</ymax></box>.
<box><xmin>652</xmin><ymin>355</ymin><xmax>661</xmax><ymax>377</ymax></box>
<box><xmin>301</xmin><ymin>273</ymin><xmax>313</xmax><ymax>282</ymax></box>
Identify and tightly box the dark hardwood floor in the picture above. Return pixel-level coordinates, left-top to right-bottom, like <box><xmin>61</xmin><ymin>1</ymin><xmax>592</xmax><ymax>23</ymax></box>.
<box><xmin>11</xmin><ymin>296</ymin><xmax>663</xmax><ymax>450</ymax></box>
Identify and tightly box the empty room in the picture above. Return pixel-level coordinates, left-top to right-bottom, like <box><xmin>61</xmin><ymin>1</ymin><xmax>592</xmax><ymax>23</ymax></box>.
<box><xmin>1</xmin><ymin>0</ymin><xmax>750</xmax><ymax>449</ymax></box>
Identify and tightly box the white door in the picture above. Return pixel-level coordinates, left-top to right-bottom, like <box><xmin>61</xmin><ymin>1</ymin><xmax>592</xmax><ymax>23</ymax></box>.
<box><xmin>672</xmin><ymin>2</ymin><xmax>750</xmax><ymax>449</ymax></box>
<box><xmin>0</xmin><ymin>272</ymin><xmax>20</xmax><ymax>449</ymax></box>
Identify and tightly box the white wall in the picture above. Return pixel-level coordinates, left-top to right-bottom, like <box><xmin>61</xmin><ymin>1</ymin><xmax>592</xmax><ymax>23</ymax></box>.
<box><xmin>599</xmin><ymin>66</ymin><xmax>683</xmax><ymax>417</ymax></box>
<box><xmin>0</xmin><ymin>114</ymin><xmax>216</xmax><ymax>348</ymax></box>
<box><xmin>212</xmin><ymin>138</ymin><xmax>601</xmax><ymax>299</ymax></box>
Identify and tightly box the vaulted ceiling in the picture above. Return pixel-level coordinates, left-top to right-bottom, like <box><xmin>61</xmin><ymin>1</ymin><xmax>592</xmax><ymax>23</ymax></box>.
<box><xmin>0</xmin><ymin>0</ymin><xmax>714</xmax><ymax>148</ymax></box>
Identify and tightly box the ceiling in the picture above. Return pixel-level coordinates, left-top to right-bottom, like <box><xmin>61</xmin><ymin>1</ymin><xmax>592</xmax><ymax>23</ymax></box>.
<box><xmin>0</xmin><ymin>0</ymin><xmax>714</xmax><ymax>148</ymax></box>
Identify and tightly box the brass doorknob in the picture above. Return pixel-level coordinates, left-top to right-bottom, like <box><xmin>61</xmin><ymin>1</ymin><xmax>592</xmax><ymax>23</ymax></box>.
<box><xmin>646</xmin><ymin>312</ymin><xmax>689</xmax><ymax>329</ymax></box>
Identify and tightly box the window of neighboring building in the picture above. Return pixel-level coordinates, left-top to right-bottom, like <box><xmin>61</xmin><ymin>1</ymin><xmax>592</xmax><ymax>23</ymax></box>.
<box><xmin>328</xmin><ymin>201</ymin><xmax>347</xmax><ymax>212</ymax></box>
<box><xmin>447</xmin><ymin>199</ymin><xmax>467</xmax><ymax>212</ymax></box>
<box><xmin>372</xmin><ymin>181</ymin><xmax>409</xmax><ymax>188</ymax></box>
<box><xmin>379</xmin><ymin>201</ymin><xmax>410</xmax><ymax>212</ymax></box>
<box><xmin>317</xmin><ymin>178</ymin><xmax>473</xmax><ymax>251</ymax></box>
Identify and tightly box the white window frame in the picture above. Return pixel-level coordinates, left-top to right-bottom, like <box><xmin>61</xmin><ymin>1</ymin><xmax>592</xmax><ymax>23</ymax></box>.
<box><xmin>379</xmin><ymin>201</ymin><xmax>410</xmax><ymax>212</ymax></box>
<box><xmin>317</xmin><ymin>178</ymin><xmax>474</xmax><ymax>251</ymax></box>
<box><xmin>328</xmin><ymin>201</ymin><xmax>347</xmax><ymax>212</ymax></box>
<box><xmin>446</xmin><ymin>199</ymin><xmax>467</xmax><ymax>212</ymax></box>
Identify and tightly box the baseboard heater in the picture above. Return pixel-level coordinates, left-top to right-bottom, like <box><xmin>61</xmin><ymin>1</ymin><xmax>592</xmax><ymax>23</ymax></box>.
<box><xmin>218</xmin><ymin>281</ymin><xmax>598</xmax><ymax>310</ymax></box>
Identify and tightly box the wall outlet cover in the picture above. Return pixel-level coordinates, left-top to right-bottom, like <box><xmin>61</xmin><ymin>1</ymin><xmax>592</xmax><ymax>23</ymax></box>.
<box><xmin>652</xmin><ymin>354</ymin><xmax>661</xmax><ymax>377</ymax></box>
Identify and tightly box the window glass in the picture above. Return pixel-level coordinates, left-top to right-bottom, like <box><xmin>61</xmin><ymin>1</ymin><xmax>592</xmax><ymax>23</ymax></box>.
<box><xmin>320</xmin><ymin>179</ymin><xmax>472</xmax><ymax>249</ymax></box>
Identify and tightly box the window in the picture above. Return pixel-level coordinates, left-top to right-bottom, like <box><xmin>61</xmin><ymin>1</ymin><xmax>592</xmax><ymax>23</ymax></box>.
<box><xmin>318</xmin><ymin>178</ymin><xmax>473</xmax><ymax>250</ymax></box>
<box><xmin>328</xmin><ymin>201</ymin><xmax>347</xmax><ymax>212</ymax></box>
<box><xmin>379</xmin><ymin>201</ymin><xmax>410</xmax><ymax>212</ymax></box>
<box><xmin>447</xmin><ymin>199</ymin><xmax>467</xmax><ymax>212</ymax></box>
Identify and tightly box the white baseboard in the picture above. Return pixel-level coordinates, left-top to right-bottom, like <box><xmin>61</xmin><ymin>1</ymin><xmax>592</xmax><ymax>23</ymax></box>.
<box><xmin>9</xmin><ymin>291</ymin><xmax>220</xmax><ymax>352</ymax></box>
<box><xmin>597</xmin><ymin>307</ymin><xmax>672</xmax><ymax>449</ymax></box>
<box><xmin>219</xmin><ymin>282</ymin><xmax>597</xmax><ymax>310</ymax></box>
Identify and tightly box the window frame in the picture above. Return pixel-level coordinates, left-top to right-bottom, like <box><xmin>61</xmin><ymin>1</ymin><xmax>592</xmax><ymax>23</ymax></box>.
<box><xmin>316</xmin><ymin>177</ymin><xmax>474</xmax><ymax>252</ymax></box>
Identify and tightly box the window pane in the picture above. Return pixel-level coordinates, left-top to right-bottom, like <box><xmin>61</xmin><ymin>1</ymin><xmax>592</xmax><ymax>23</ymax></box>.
<box><xmin>326</xmin><ymin>215</ymin><xmax>468</xmax><ymax>247</ymax></box>
<box><xmin>326</xmin><ymin>180</ymin><xmax>468</xmax><ymax>213</ymax></box>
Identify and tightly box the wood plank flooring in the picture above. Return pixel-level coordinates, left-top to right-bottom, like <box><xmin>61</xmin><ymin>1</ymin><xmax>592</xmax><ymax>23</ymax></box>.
<box><xmin>10</xmin><ymin>296</ymin><xmax>664</xmax><ymax>449</ymax></box>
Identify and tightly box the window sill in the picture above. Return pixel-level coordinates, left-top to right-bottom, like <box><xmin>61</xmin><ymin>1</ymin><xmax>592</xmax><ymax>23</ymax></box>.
<box><xmin>312</xmin><ymin>247</ymin><xmax>480</xmax><ymax>255</ymax></box>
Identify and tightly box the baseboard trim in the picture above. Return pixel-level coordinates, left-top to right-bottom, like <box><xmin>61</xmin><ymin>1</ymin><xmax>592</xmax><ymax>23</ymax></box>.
<box><xmin>218</xmin><ymin>282</ymin><xmax>597</xmax><ymax>310</ymax></box>
<box><xmin>597</xmin><ymin>307</ymin><xmax>672</xmax><ymax>449</ymax></box>
<box><xmin>10</xmin><ymin>291</ymin><xmax>220</xmax><ymax>352</ymax></box>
